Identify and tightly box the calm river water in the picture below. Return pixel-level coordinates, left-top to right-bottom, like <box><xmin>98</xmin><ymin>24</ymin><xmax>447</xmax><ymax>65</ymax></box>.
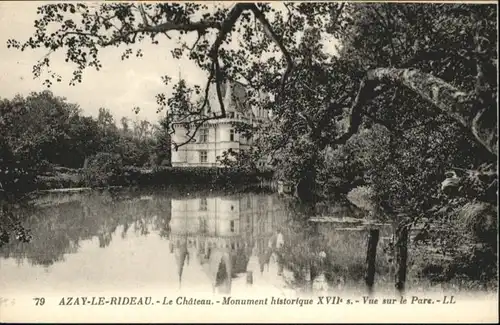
<box><xmin>0</xmin><ymin>187</ymin><xmax>424</xmax><ymax>297</ymax></box>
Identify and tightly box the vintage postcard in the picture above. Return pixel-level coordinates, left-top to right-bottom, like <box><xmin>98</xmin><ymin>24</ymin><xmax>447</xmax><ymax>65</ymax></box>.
<box><xmin>0</xmin><ymin>0</ymin><xmax>498</xmax><ymax>323</ymax></box>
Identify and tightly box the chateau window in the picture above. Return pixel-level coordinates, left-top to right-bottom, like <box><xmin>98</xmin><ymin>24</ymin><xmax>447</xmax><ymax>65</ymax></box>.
<box><xmin>200</xmin><ymin>198</ymin><xmax>208</xmax><ymax>211</ymax></box>
<box><xmin>230</xmin><ymin>220</ymin><xmax>235</xmax><ymax>232</ymax></box>
<box><xmin>199</xmin><ymin>150</ymin><xmax>208</xmax><ymax>163</ymax></box>
<box><xmin>229</xmin><ymin>129</ymin><xmax>235</xmax><ymax>141</ymax></box>
<box><xmin>199</xmin><ymin>128</ymin><xmax>208</xmax><ymax>143</ymax></box>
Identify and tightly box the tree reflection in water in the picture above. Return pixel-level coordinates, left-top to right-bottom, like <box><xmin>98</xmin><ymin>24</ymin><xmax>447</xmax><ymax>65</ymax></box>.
<box><xmin>0</xmin><ymin>189</ymin><xmax>173</xmax><ymax>267</ymax></box>
<box><xmin>1</xmin><ymin>187</ymin><xmax>396</xmax><ymax>294</ymax></box>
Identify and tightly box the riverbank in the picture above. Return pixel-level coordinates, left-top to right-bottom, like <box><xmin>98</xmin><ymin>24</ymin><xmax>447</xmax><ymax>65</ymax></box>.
<box><xmin>32</xmin><ymin>166</ymin><xmax>275</xmax><ymax>192</ymax></box>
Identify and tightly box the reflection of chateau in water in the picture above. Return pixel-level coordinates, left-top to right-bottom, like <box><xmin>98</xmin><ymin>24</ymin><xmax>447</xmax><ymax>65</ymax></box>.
<box><xmin>169</xmin><ymin>194</ymin><xmax>287</xmax><ymax>293</ymax></box>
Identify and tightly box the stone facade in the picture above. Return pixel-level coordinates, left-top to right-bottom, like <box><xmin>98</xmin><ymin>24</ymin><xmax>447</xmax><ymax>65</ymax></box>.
<box><xmin>171</xmin><ymin>80</ymin><xmax>269</xmax><ymax>167</ymax></box>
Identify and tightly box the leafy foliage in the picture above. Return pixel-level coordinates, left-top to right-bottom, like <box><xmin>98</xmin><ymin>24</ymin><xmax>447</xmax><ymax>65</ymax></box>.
<box><xmin>82</xmin><ymin>152</ymin><xmax>124</xmax><ymax>187</ymax></box>
<box><xmin>0</xmin><ymin>91</ymin><xmax>172</xmax><ymax>192</ymax></box>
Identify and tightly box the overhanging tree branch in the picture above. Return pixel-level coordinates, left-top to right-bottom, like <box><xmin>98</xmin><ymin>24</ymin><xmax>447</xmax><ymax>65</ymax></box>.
<box><xmin>333</xmin><ymin>68</ymin><xmax>498</xmax><ymax>157</ymax></box>
<box><xmin>249</xmin><ymin>4</ymin><xmax>294</xmax><ymax>98</ymax></box>
<box><xmin>170</xmin><ymin>115</ymin><xmax>220</xmax><ymax>150</ymax></box>
<box><xmin>207</xmin><ymin>3</ymin><xmax>294</xmax><ymax>116</ymax></box>
<box><xmin>169</xmin><ymin>3</ymin><xmax>294</xmax><ymax>147</ymax></box>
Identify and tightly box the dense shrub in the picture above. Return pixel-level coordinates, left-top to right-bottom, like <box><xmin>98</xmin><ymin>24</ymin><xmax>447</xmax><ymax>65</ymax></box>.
<box><xmin>3</xmin><ymin>162</ymin><xmax>273</xmax><ymax>191</ymax></box>
<box><xmin>83</xmin><ymin>152</ymin><xmax>124</xmax><ymax>187</ymax></box>
<box><xmin>0</xmin><ymin>138</ymin><xmax>39</xmax><ymax>196</ymax></box>
<box><xmin>122</xmin><ymin>166</ymin><xmax>273</xmax><ymax>188</ymax></box>
<box><xmin>410</xmin><ymin>242</ymin><xmax>498</xmax><ymax>291</ymax></box>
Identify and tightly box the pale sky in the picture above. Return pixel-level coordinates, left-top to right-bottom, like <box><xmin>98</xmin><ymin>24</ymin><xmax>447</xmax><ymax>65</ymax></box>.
<box><xmin>0</xmin><ymin>1</ymin><xmax>339</xmax><ymax>124</ymax></box>
<box><xmin>0</xmin><ymin>1</ymin><xmax>212</xmax><ymax>123</ymax></box>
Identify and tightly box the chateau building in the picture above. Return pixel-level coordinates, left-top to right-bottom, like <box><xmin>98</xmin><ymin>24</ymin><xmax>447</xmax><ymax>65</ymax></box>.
<box><xmin>170</xmin><ymin>80</ymin><xmax>270</xmax><ymax>167</ymax></box>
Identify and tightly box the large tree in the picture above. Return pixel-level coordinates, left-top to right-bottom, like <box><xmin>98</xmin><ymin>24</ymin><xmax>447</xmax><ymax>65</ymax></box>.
<box><xmin>0</xmin><ymin>91</ymin><xmax>81</xmax><ymax>167</ymax></box>
<box><xmin>6</xmin><ymin>2</ymin><xmax>498</xmax><ymax>205</ymax></box>
<box><xmin>7</xmin><ymin>2</ymin><xmax>497</xmax><ymax>157</ymax></box>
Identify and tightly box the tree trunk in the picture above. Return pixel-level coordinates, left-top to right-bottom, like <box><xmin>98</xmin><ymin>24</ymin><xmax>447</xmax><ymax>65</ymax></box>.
<box><xmin>395</xmin><ymin>223</ymin><xmax>409</xmax><ymax>295</ymax></box>
<box><xmin>337</xmin><ymin>67</ymin><xmax>497</xmax><ymax>157</ymax></box>
<box><xmin>365</xmin><ymin>228</ymin><xmax>380</xmax><ymax>295</ymax></box>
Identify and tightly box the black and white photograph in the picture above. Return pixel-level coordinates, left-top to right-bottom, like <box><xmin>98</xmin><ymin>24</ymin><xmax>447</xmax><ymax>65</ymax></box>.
<box><xmin>0</xmin><ymin>1</ymin><xmax>498</xmax><ymax>323</ymax></box>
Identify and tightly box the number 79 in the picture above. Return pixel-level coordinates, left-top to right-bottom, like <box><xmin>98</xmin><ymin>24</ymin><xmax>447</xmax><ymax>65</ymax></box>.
<box><xmin>33</xmin><ymin>297</ymin><xmax>45</xmax><ymax>306</ymax></box>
